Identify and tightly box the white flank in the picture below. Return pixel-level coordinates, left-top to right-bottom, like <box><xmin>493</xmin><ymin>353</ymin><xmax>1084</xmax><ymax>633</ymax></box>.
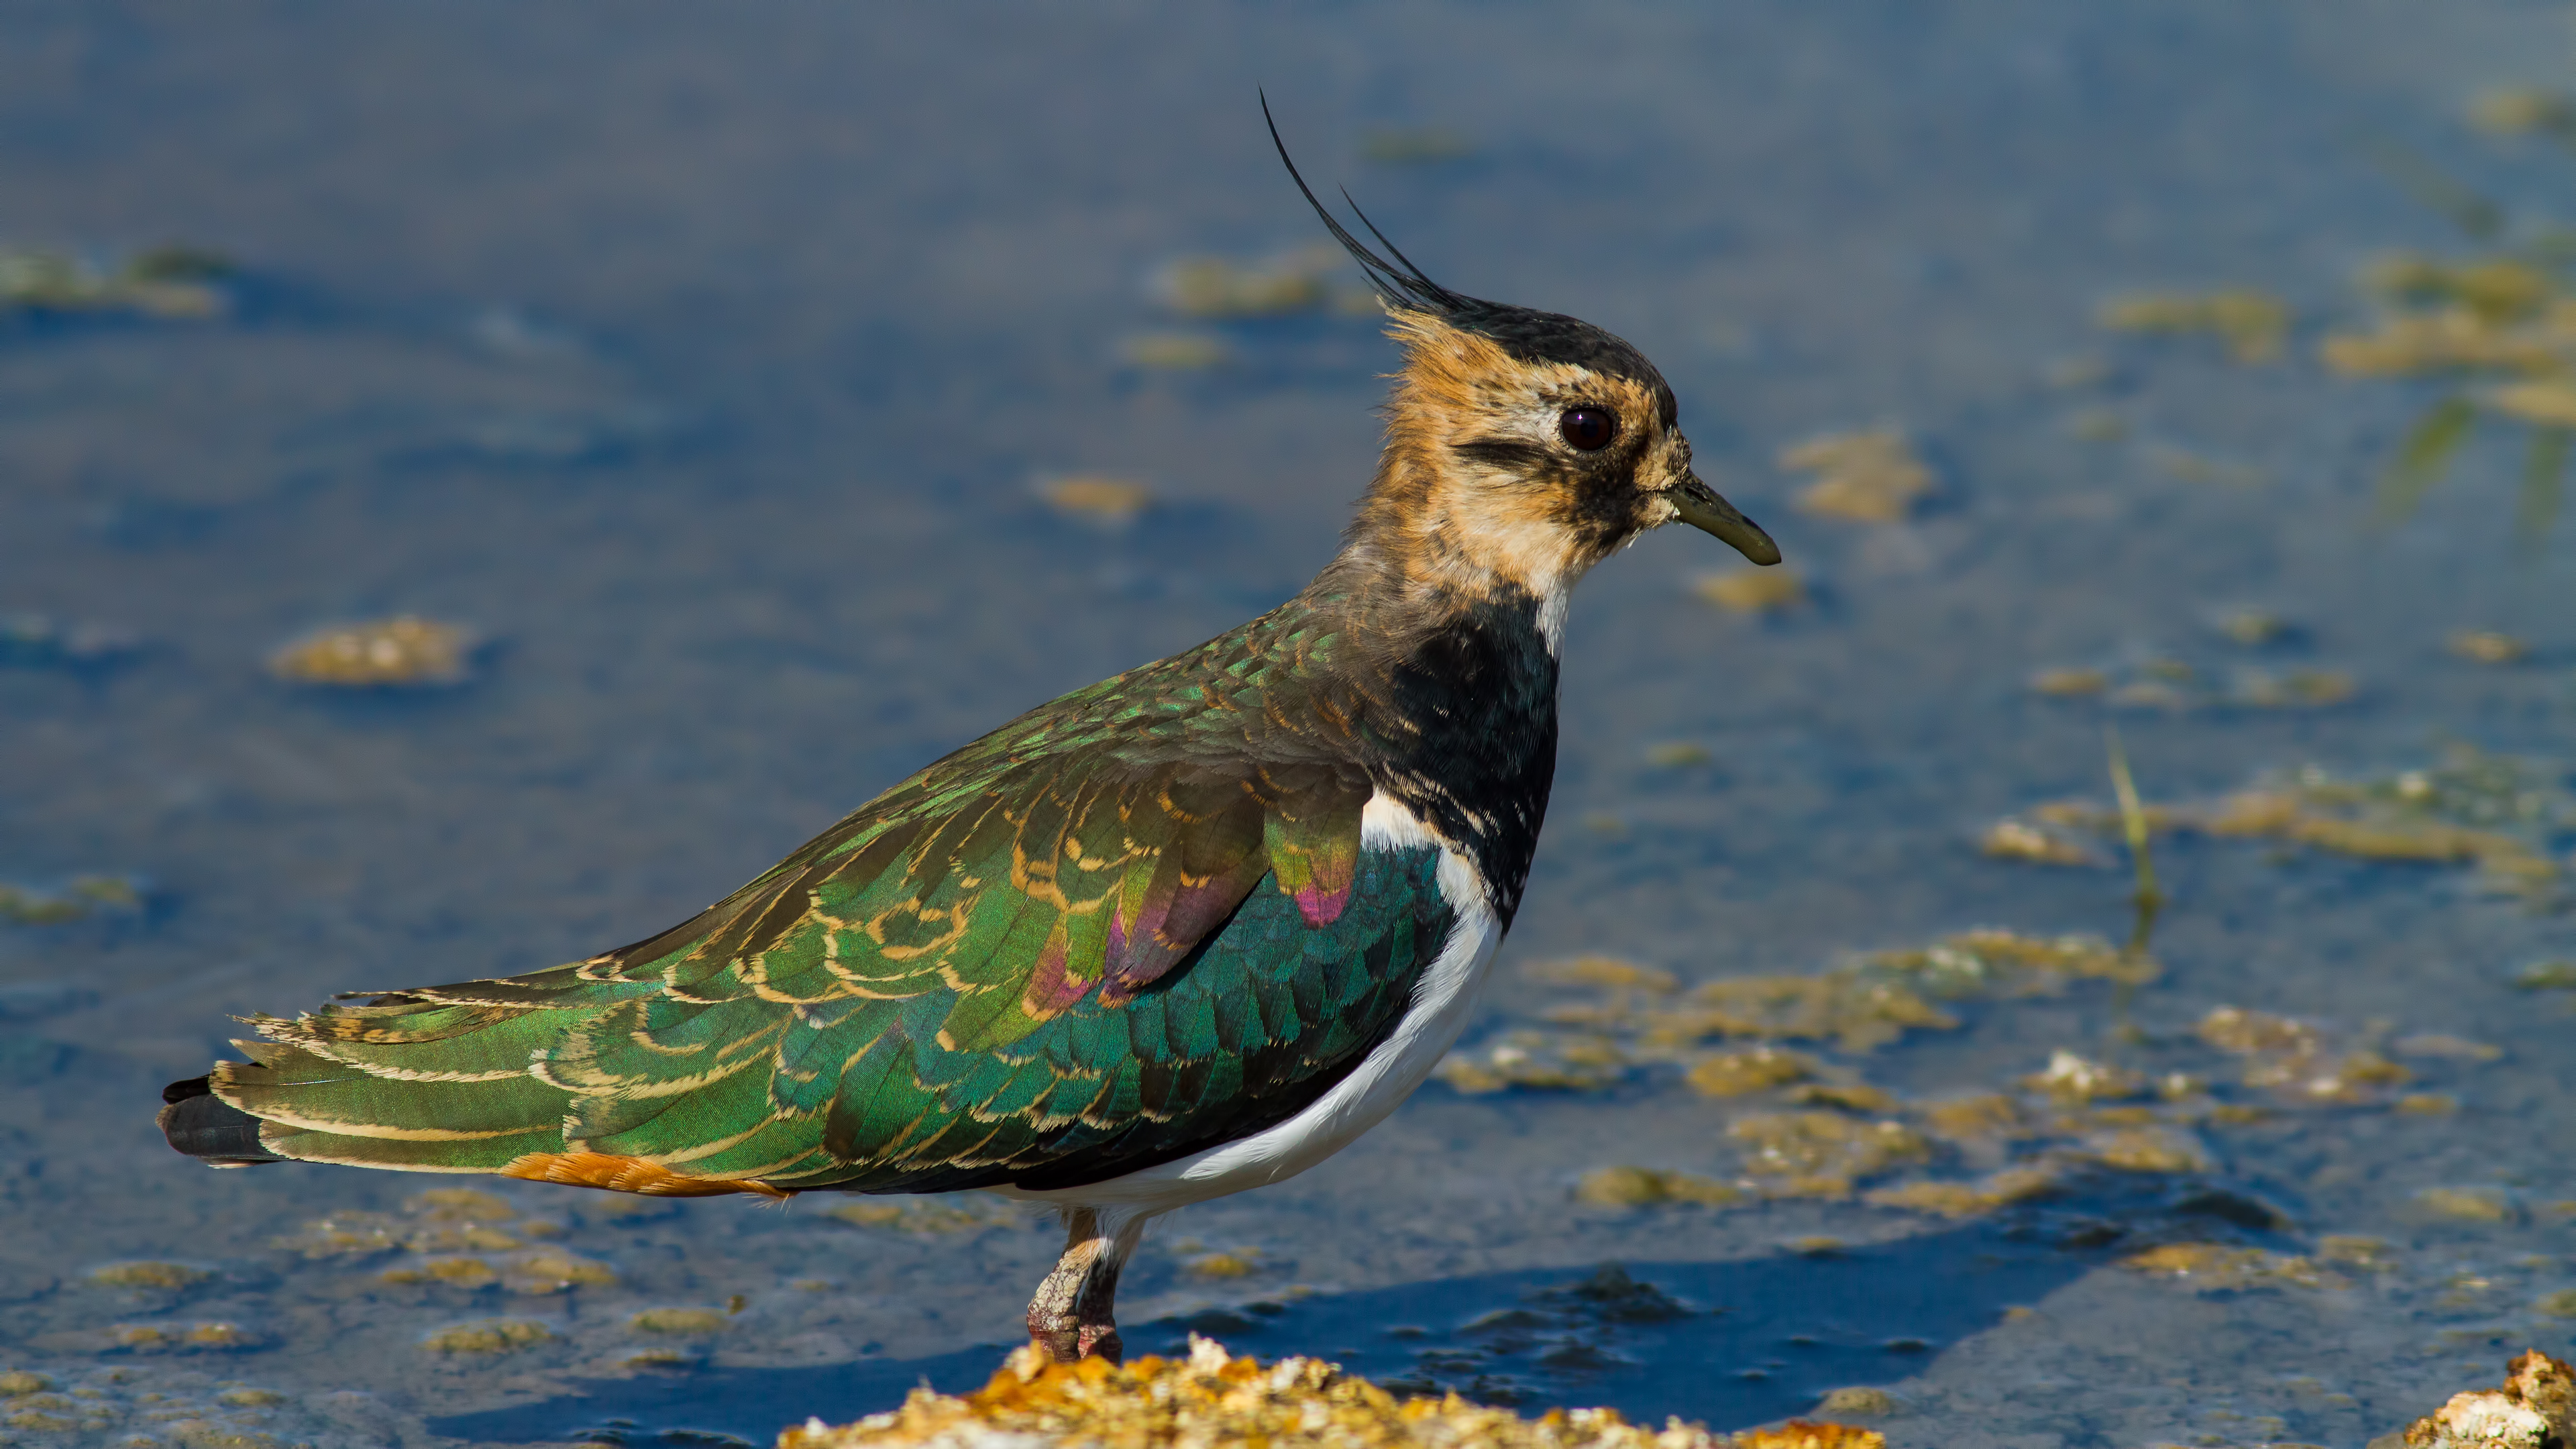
<box><xmin>1000</xmin><ymin>792</ymin><xmax>1500</xmax><ymax>1240</ymax></box>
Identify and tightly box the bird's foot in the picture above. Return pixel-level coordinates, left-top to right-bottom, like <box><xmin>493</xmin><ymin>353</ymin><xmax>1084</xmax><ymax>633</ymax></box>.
<box><xmin>1026</xmin><ymin>1320</ymin><xmax>1123</xmax><ymax>1364</ymax></box>
<box><xmin>1026</xmin><ymin>1208</ymin><xmax>1126</xmax><ymax>1363</ymax></box>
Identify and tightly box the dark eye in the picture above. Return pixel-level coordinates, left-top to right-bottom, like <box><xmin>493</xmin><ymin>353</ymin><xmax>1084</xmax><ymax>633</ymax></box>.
<box><xmin>1558</xmin><ymin>407</ymin><xmax>1617</xmax><ymax>452</ymax></box>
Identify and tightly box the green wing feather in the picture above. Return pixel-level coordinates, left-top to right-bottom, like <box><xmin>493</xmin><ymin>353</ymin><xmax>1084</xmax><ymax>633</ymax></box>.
<box><xmin>211</xmin><ymin>611</ymin><xmax>1456</xmax><ymax>1193</ymax></box>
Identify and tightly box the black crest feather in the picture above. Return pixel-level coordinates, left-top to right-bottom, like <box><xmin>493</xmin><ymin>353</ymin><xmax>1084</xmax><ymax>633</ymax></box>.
<box><xmin>1261</xmin><ymin>93</ymin><xmax>1471</xmax><ymax>319</ymax></box>
<box><xmin>1257</xmin><ymin>93</ymin><xmax>1671</xmax><ymax>396</ymax></box>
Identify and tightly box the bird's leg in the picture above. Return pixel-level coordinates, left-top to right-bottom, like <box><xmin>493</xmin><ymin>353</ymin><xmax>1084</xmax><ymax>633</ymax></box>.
<box><xmin>1026</xmin><ymin>1206</ymin><xmax>1128</xmax><ymax>1364</ymax></box>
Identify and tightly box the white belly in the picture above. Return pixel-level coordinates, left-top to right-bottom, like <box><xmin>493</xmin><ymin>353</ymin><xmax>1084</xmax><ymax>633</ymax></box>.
<box><xmin>1000</xmin><ymin>792</ymin><xmax>1499</xmax><ymax>1223</ymax></box>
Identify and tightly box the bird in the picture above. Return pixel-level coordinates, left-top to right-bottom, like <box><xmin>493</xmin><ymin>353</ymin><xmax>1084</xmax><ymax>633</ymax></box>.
<box><xmin>156</xmin><ymin>107</ymin><xmax>1781</xmax><ymax>1365</ymax></box>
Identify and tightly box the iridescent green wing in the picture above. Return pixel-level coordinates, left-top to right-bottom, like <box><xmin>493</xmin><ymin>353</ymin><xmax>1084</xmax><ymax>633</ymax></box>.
<box><xmin>212</xmin><ymin>741</ymin><xmax>1407</xmax><ymax>1189</ymax></box>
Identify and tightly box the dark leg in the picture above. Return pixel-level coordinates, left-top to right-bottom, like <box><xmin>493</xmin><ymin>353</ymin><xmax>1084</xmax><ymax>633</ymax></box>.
<box><xmin>1026</xmin><ymin>1207</ymin><xmax>1127</xmax><ymax>1363</ymax></box>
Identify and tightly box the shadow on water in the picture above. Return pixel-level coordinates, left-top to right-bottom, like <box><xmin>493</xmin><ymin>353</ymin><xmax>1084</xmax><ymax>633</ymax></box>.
<box><xmin>431</xmin><ymin>1216</ymin><xmax>2100</xmax><ymax>1446</ymax></box>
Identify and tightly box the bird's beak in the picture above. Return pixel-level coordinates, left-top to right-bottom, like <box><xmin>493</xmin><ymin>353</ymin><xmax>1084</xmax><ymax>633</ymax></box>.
<box><xmin>1670</xmin><ymin>472</ymin><xmax>1781</xmax><ymax>566</ymax></box>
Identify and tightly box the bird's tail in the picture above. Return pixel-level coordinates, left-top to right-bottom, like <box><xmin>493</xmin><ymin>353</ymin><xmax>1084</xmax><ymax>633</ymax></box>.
<box><xmin>158</xmin><ymin>981</ymin><xmax>588</xmax><ymax>1175</ymax></box>
<box><xmin>157</xmin><ymin>1077</ymin><xmax>282</xmax><ymax>1166</ymax></box>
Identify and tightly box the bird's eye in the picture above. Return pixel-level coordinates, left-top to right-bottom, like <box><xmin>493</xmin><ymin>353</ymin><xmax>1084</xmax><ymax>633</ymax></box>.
<box><xmin>1558</xmin><ymin>407</ymin><xmax>1617</xmax><ymax>452</ymax></box>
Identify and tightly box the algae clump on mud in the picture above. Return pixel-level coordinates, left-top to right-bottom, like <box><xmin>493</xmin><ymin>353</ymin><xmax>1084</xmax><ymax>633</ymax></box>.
<box><xmin>2396</xmin><ymin>1350</ymin><xmax>2576</xmax><ymax>1449</ymax></box>
<box><xmin>781</xmin><ymin>1338</ymin><xmax>1883</xmax><ymax>1449</ymax></box>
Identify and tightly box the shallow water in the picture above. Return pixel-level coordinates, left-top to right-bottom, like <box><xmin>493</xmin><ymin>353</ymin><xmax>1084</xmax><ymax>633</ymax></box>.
<box><xmin>3</xmin><ymin>3</ymin><xmax>2575</xmax><ymax>1446</ymax></box>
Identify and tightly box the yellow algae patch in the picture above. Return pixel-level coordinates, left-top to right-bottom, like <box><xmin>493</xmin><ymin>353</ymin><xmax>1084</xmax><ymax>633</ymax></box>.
<box><xmin>0</xmin><ymin>245</ymin><xmax>231</xmax><ymax>319</ymax></box>
<box><xmin>217</xmin><ymin>1388</ymin><xmax>287</xmax><ymax>1407</ymax></box>
<box><xmin>1159</xmin><ymin>247</ymin><xmax>1343</xmax><ymax>318</ymax></box>
<box><xmin>1434</xmin><ymin>1032</ymin><xmax>1626</xmax><ymax>1093</ymax></box>
<box><xmin>379</xmin><ymin>1257</ymin><xmax>498</xmax><ymax>1289</ymax></box>
<box><xmin>106</xmin><ymin>1324</ymin><xmax>256</xmax><ymax>1353</ymax></box>
<box><xmin>2515</xmin><ymin>961</ymin><xmax>2576</xmax><ymax>991</ymax></box>
<box><xmin>1864</xmin><ymin>1166</ymin><xmax>2058</xmax><ymax>1219</ymax></box>
<box><xmin>282</xmin><ymin>1183</ymin><xmax>614</xmax><ymax>1293</ymax></box>
<box><xmin>2212</xmin><ymin>608</ymin><xmax>2289</xmax><ymax>645</ymax></box>
<box><xmin>2414</xmin><ymin>1187</ymin><xmax>2520</xmax><ymax>1224</ymax></box>
<box><xmin>1527</xmin><ymin>956</ymin><xmax>1680</xmax><ymax>994</ymax></box>
<box><xmin>0</xmin><ymin>1372</ymin><xmax>52</xmax><ymax>1396</ymax></box>
<box><xmin>269</xmin><ymin>616</ymin><xmax>474</xmax><ymax>687</ymax></box>
<box><xmin>1185</xmin><ymin>1252</ymin><xmax>1260</xmax><ymax>1280</ymax></box>
<box><xmin>2027</xmin><ymin>667</ymin><xmax>2108</xmax><ymax>697</ymax></box>
<box><xmin>629</xmin><ymin>1307</ymin><xmax>728</xmax><ymax>1335</ymax></box>
<box><xmin>2229</xmin><ymin>667</ymin><xmax>2357</xmax><ymax>709</ymax></box>
<box><xmin>504</xmin><ymin>1251</ymin><xmax>617</xmax><ymax>1293</ymax></box>
<box><xmin>2485</xmin><ymin>378</ymin><xmax>2576</xmax><ymax>427</ymax></box>
<box><xmin>2392</xmin><ymin>1034</ymin><xmax>2504</xmax><ymax>1062</ymax></box>
<box><xmin>400</xmin><ymin>1223</ymin><xmax>520</xmax><ymax>1254</ymax></box>
<box><xmin>2210</xmin><ymin>791</ymin><xmax>2504</xmax><ymax>858</ymax></box>
<box><xmin>2471</xmin><ymin>87</ymin><xmax>2576</xmax><ymax>136</ymax></box>
<box><xmin>1915</xmin><ymin>1093</ymin><xmax>2030</xmax><ymax>1145</ymax></box>
<box><xmin>2449</xmin><ymin>629</ymin><xmax>2529</xmax><ymax>663</ymax></box>
<box><xmin>2196</xmin><ymin>1007</ymin><xmax>2414</xmax><ymax>1107</ymax></box>
<box><xmin>2320</xmin><ymin>307</ymin><xmax>2568</xmax><ymax>376</ymax></box>
<box><xmin>1871</xmin><ymin>930</ymin><xmax>2157</xmax><ymax>996</ymax></box>
<box><xmin>1040</xmin><ymin>476</ymin><xmax>1152</xmax><ymax>523</ymax></box>
<box><xmin>2039</xmin><ymin>747</ymin><xmax>2568</xmax><ymax>902</ymax></box>
<box><xmin>1727</xmin><ymin>1113</ymin><xmax>1930</xmax><ymax>1199</ymax></box>
<box><xmin>1574</xmin><ymin>1166</ymin><xmax>1743</xmax><ymax>1210</ymax></box>
<box><xmin>1694</xmin><ymin>568</ymin><xmax>1805</xmax><ymax>614</ymax></box>
<box><xmin>1786</xmin><ymin>1084</ymin><xmax>1896</xmax><ymax>1114</ymax></box>
<box><xmin>1686</xmin><ymin>1047</ymin><xmax>1817</xmax><ymax>1098</ymax></box>
<box><xmin>2100</xmin><ymin>290</ymin><xmax>2289</xmax><ymax>363</ymax></box>
<box><xmin>0</xmin><ymin>875</ymin><xmax>146</xmax><ymax>925</ymax></box>
<box><xmin>1120</xmin><ymin>332</ymin><xmax>1228</xmax><ymax>370</ymax></box>
<box><xmin>276</xmin><ymin>1211</ymin><xmax>405</xmax><ymax>1259</ymax></box>
<box><xmin>1810</xmin><ymin>1387</ymin><xmax>1898</xmax><ymax>1419</ymax></box>
<box><xmin>2369</xmin><ymin>254</ymin><xmax>2556</xmax><ymax>321</ymax></box>
<box><xmin>1780</xmin><ymin>429</ymin><xmax>1933</xmax><ymax>523</ymax></box>
<box><xmin>1650</xmin><ymin>975</ymin><xmax>1956</xmax><ymax>1053</ymax></box>
<box><xmin>1644</xmin><ymin>742</ymin><xmax>1714</xmax><ymax>767</ymax></box>
<box><xmin>2318</xmin><ymin>1236</ymin><xmax>2398</xmax><ymax>1273</ymax></box>
<box><xmin>2121</xmin><ymin>1244</ymin><xmax>2334</xmax><ymax>1291</ymax></box>
<box><xmin>782</xmin><ymin>1337</ymin><xmax>1870</xmax><ymax>1449</ymax></box>
<box><xmin>2076</xmin><ymin>1126</ymin><xmax>2209</xmax><ymax>1175</ymax></box>
<box><xmin>2025</xmin><ymin>659</ymin><xmax>2355</xmax><ymax>713</ymax></box>
<box><xmin>1979</xmin><ymin>818</ymin><xmax>2100</xmax><ymax>867</ymax></box>
<box><xmin>89</xmin><ymin>1264</ymin><xmax>209</xmax><ymax>1291</ymax></box>
<box><xmin>422</xmin><ymin>1320</ymin><xmax>553</xmax><ymax>1354</ymax></box>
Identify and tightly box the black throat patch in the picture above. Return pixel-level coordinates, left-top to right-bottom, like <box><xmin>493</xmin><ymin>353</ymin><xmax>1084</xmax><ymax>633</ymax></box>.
<box><xmin>1354</xmin><ymin>588</ymin><xmax>1560</xmax><ymax>922</ymax></box>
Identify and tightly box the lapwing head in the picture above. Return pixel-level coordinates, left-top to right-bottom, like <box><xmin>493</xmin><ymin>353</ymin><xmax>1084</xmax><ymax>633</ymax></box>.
<box><xmin>1268</xmin><ymin>103</ymin><xmax>1780</xmax><ymax>624</ymax></box>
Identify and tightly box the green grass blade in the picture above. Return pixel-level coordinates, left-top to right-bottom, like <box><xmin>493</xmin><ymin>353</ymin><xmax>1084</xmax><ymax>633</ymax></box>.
<box><xmin>2518</xmin><ymin>425</ymin><xmax>2569</xmax><ymax>550</ymax></box>
<box><xmin>2102</xmin><ymin>725</ymin><xmax>2163</xmax><ymax>966</ymax></box>
<box><xmin>2377</xmin><ymin>395</ymin><xmax>2477</xmax><ymax>525</ymax></box>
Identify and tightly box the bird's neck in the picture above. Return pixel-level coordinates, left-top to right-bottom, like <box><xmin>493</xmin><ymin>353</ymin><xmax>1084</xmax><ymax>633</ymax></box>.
<box><xmin>1320</xmin><ymin>438</ymin><xmax>1601</xmax><ymax>657</ymax></box>
<box><xmin>1292</xmin><ymin>542</ymin><xmax>1563</xmax><ymax>922</ymax></box>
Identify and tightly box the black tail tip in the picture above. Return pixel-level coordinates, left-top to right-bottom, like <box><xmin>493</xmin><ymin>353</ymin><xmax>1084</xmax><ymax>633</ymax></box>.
<box><xmin>158</xmin><ymin>1079</ymin><xmax>280</xmax><ymax>1166</ymax></box>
